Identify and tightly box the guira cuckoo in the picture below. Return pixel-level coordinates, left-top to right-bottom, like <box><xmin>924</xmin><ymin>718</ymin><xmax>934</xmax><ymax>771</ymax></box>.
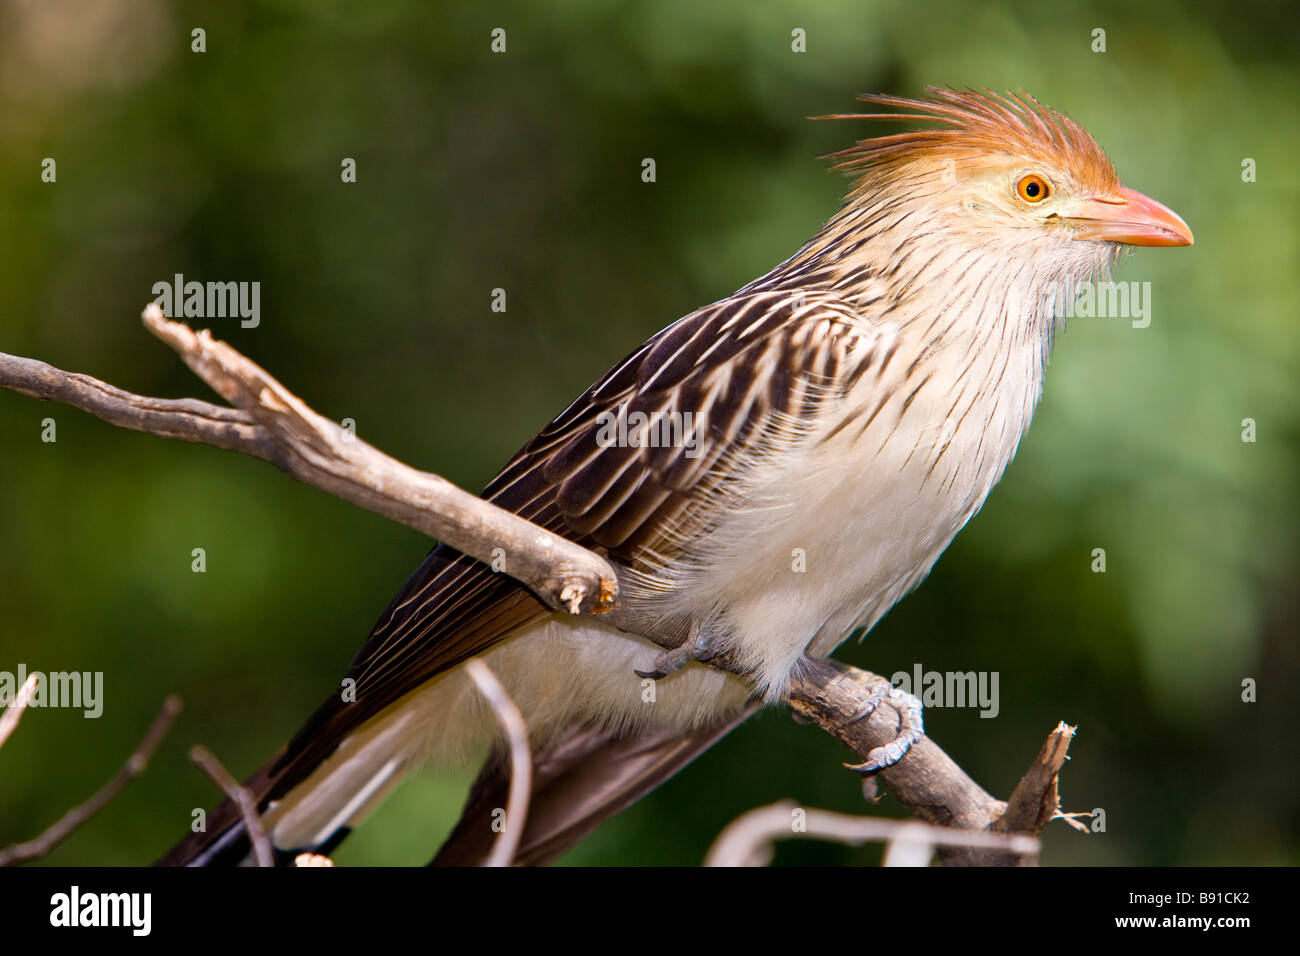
<box><xmin>161</xmin><ymin>87</ymin><xmax>1192</xmax><ymax>866</ymax></box>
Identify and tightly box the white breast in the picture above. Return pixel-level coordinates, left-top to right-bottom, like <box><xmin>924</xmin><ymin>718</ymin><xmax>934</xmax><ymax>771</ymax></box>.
<box><xmin>648</xmin><ymin>316</ymin><xmax>1047</xmax><ymax>700</ymax></box>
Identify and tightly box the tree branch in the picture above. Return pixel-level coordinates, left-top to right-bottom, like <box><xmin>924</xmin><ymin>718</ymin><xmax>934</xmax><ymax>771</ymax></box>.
<box><xmin>1</xmin><ymin>305</ymin><xmax>617</xmax><ymax>616</ymax></box>
<box><xmin>704</xmin><ymin>800</ymin><xmax>1040</xmax><ymax>867</ymax></box>
<box><xmin>189</xmin><ymin>745</ymin><xmax>274</xmax><ymax>868</ymax></box>
<box><xmin>465</xmin><ymin>660</ymin><xmax>533</xmax><ymax>867</ymax></box>
<box><xmin>0</xmin><ymin>674</ymin><xmax>41</xmax><ymax>753</ymax></box>
<box><xmin>0</xmin><ymin>308</ymin><xmax>1079</xmax><ymax>864</ymax></box>
<box><xmin>0</xmin><ymin>696</ymin><xmax>182</xmax><ymax>866</ymax></box>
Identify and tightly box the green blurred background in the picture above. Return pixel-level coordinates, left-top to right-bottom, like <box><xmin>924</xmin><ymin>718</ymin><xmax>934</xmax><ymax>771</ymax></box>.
<box><xmin>0</xmin><ymin>0</ymin><xmax>1295</xmax><ymax>866</ymax></box>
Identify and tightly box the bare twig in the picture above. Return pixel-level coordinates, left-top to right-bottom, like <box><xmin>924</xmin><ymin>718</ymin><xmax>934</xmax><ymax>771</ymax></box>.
<box><xmin>705</xmin><ymin>800</ymin><xmax>1041</xmax><ymax>867</ymax></box>
<box><xmin>189</xmin><ymin>745</ymin><xmax>274</xmax><ymax>868</ymax></box>
<box><xmin>0</xmin><ymin>353</ymin><xmax>265</xmax><ymax>448</ymax></box>
<box><xmin>0</xmin><ymin>695</ymin><xmax>182</xmax><ymax>866</ymax></box>
<box><xmin>0</xmin><ymin>304</ymin><xmax>618</xmax><ymax>616</ymax></box>
<box><xmin>995</xmin><ymin>721</ymin><xmax>1076</xmax><ymax>834</ymax></box>
<box><xmin>0</xmin><ymin>674</ymin><xmax>40</xmax><ymax>752</ymax></box>
<box><xmin>465</xmin><ymin>660</ymin><xmax>533</xmax><ymax>867</ymax></box>
<box><xmin>787</xmin><ymin>659</ymin><xmax>1002</xmax><ymax>845</ymax></box>
<box><xmin>783</xmin><ymin>658</ymin><xmax>1076</xmax><ymax>864</ymax></box>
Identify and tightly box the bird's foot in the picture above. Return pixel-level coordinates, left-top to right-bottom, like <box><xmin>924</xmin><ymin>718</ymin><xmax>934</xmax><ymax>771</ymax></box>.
<box><xmin>840</xmin><ymin>680</ymin><xmax>925</xmax><ymax>775</ymax></box>
<box><xmin>634</xmin><ymin>631</ymin><xmax>717</xmax><ymax>680</ymax></box>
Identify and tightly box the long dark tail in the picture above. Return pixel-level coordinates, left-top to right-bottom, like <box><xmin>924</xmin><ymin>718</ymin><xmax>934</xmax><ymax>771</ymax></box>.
<box><xmin>158</xmin><ymin>703</ymin><xmax>756</xmax><ymax>867</ymax></box>
<box><xmin>156</xmin><ymin>752</ymin><xmax>290</xmax><ymax>866</ymax></box>
<box><xmin>432</xmin><ymin>704</ymin><xmax>758</xmax><ymax>866</ymax></box>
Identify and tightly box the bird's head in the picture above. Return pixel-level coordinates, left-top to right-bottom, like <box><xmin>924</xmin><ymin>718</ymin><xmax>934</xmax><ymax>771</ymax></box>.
<box><xmin>819</xmin><ymin>87</ymin><xmax>1193</xmax><ymax>254</ymax></box>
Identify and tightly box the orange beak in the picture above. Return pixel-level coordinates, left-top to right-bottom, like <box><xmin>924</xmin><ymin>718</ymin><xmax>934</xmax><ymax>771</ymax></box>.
<box><xmin>1064</xmin><ymin>185</ymin><xmax>1194</xmax><ymax>247</ymax></box>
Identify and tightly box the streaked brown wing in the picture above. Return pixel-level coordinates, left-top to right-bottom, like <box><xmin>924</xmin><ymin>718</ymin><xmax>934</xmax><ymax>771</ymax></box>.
<box><xmin>268</xmin><ymin>289</ymin><xmax>881</xmax><ymax>794</ymax></box>
<box><xmin>501</xmin><ymin>287</ymin><xmax>883</xmax><ymax>557</ymax></box>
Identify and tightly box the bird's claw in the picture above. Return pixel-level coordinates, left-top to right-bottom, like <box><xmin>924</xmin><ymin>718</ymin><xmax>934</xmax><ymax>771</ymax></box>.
<box><xmin>634</xmin><ymin>632</ymin><xmax>717</xmax><ymax>680</ymax></box>
<box><xmin>840</xmin><ymin>682</ymin><xmax>925</xmax><ymax>774</ymax></box>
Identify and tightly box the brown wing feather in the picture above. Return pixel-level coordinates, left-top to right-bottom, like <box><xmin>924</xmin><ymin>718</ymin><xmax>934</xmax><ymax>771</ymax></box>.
<box><xmin>299</xmin><ymin>287</ymin><xmax>880</xmax><ymax>767</ymax></box>
<box><xmin>161</xmin><ymin>290</ymin><xmax>880</xmax><ymax>864</ymax></box>
<box><xmin>530</xmin><ymin>289</ymin><xmax>882</xmax><ymax>554</ymax></box>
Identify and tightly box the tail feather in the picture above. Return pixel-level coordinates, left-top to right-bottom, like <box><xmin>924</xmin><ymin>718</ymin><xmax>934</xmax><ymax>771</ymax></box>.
<box><xmin>160</xmin><ymin>702</ymin><xmax>756</xmax><ymax>867</ymax></box>
<box><xmin>431</xmin><ymin>703</ymin><xmax>759</xmax><ymax>866</ymax></box>
<box><xmin>157</xmin><ymin>698</ymin><xmax>426</xmax><ymax>866</ymax></box>
<box><xmin>155</xmin><ymin>757</ymin><xmax>284</xmax><ymax>866</ymax></box>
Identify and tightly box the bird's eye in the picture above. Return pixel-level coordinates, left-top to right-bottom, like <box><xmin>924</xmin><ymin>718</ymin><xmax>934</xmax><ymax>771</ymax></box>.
<box><xmin>1016</xmin><ymin>174</ymin><xmax>1051</xmax><ymax>203</ymax></box>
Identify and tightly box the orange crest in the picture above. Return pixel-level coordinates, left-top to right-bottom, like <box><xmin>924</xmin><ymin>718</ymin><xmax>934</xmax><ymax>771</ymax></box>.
<box><xmin>818</xmin><ymin>87</ymin><xmax>1119</xmax><ymax>194</ymax></box>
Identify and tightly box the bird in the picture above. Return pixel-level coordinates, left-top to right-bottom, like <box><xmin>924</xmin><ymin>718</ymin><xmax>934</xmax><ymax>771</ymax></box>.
<box><xmin>159</xmin><ymin>87</ymin><xmax>1192</xmax><ymax>866</ymax></box>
